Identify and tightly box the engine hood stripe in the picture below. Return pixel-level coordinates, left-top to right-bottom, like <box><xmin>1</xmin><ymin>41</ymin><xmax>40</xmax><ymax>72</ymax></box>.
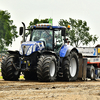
<box><xmin>20</xmin><ymin>41</ymin><xmax>45</xmax><ymax>56</ymax></box>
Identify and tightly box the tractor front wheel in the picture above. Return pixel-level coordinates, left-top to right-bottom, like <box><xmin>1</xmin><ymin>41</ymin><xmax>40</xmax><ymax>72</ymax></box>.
<box><xmin>37</xmin><ymin>55</ymin><xmax>57</xmax><ymax>82</ymax></box>
<box><xmin>1</xmin><ymin>55</ymin><xmax>20</xmax><ymax>81</ymax></box>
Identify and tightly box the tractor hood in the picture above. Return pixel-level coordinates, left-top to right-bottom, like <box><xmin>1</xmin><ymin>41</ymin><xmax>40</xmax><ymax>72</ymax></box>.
<box><xmin>19</xmin><ymin>41</ymin><xmax>45</xmax><ymax>56</ymax></box>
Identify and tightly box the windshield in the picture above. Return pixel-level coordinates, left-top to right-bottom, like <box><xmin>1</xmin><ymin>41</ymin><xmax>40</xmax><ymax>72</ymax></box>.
<box><xmin>54</xmin><ymin>30</ymin><xmax>63</xmax><ymax>52</ymax></box>
<box><xmin>31</xmin><ymin>29</ymin><xmax>53</xmax><ymax>50</ymax></box>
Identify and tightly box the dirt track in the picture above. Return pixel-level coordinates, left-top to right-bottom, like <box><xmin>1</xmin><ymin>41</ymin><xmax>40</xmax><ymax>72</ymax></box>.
<box><xmin>0</xmin><ymin>78</ymin><xmax>100</xmax><ymax>100</ymax></box>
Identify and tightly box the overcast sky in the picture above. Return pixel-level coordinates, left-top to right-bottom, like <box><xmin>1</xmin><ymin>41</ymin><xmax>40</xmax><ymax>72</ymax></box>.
<box><xmin>1</xmin><ymin>0</ymin><xmax>100</xmax><ymax>50</ymax></box>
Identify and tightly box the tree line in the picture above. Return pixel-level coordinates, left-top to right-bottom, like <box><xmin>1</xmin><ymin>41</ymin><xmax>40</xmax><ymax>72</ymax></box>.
<box><xmin>0</xmin><ymin>10</ymin><xmax>98</xmax><ymax>51</ymax></box>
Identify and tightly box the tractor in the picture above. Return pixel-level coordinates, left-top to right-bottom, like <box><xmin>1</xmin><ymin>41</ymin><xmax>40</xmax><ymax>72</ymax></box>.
<box><xmin>1</xmin><ymin>22</ymin><xmax>80</xmax><ymax>82</ymax></box>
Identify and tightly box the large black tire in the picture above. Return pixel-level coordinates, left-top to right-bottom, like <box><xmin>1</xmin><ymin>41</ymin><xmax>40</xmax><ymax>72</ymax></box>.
<box><xmin>24</xmin><ymin>71</ymin><xmax>37</xmax><ymax>80</ymax></box>
<box><xmin>87</xmin><ymin>65</ymin><xmax>95</xmax><ymax>80</ymax></box>
<box><xmin>37</xmin><ymin>55</ymin><xmax>57</xmax><ymax>82</ymax></box>
<box><xmin>1</xmin><ymin>55</ymin><xmax>20</xmax><ymax>81</ymax></box>
<box><xmin>62</xmin><ymin>51</ymin><xmax>79</xmax><ymax>81</ymax></box>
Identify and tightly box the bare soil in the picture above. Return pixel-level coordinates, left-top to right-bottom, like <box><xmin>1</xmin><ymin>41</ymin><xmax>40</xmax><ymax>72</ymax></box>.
<box><xmin>0</xmin><ymin>77</ymin><xmax>100</xmax><ymax>100</ymax></box>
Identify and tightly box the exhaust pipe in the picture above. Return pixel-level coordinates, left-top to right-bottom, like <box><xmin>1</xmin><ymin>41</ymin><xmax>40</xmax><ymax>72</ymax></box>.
<box><xmin>22</xmin><ymin>22</ymin><xmax>26</xmax><ymax>42</ymax></box>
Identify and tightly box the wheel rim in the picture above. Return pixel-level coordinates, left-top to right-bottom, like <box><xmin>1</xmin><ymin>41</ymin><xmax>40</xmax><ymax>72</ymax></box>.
<box><xmin>91</xmin><ymin>69</ymin><xmax>94</xmax><ymax>78</ymax></box>
<box><xmin>70</xmin><ymin>58</ymin><xmax>77</xmax><ymax>77</ymax></box>
<box><xmin>50</xmin><ymin>61</ymin><xmax>55</xmax><ymax>77</ymax></box>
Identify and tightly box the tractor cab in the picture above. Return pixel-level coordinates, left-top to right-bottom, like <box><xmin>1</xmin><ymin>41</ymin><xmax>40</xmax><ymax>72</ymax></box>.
<box><xmin>30</xmin><ymin>24</ymin><xmax>68</xmax><ymax>52</ymax></box>
<box><xmin>19</xmin><ymin>23</ymin><xmax>68</xmax><ymax>56</ymax></box>
<box><xmin>30</xmin><ymin>28</ymin><xmax>53</xmax><ymax>50</ymax></box>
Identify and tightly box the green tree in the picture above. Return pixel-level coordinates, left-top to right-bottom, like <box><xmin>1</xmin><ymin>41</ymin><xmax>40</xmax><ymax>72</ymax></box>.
<box><xmin>26</xmin><ymin>18</ymin><xmax>49</xmax><ymax>35</ymax></box>
<box><xmin>0</xmin><ymin>10</ymin><xmax>18</xmax><ymax>52</ymax></box>
<box><xmin>59</xmin><ymin>18</ymin><xmax>98</xmax><ymax>47</ymax></box>
<box><xmin>28</xmin><ymin>18</ymin><xmax>49</xmax><ymax>28</ymax></box>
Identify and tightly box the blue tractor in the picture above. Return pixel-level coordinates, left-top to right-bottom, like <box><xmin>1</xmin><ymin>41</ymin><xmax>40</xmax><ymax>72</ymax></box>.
<box><xmin>1</xmin><ymin>23</ymin><xmax>80</xmax><ymax>82</ymax></box>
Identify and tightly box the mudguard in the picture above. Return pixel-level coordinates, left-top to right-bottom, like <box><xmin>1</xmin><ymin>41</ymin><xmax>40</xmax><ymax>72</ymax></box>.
<box><xmin>7</xmin><ymin>50</ymin><xmax>20</xmax><ymax>55</ymax></box>
<box><xmin>19</xmin><ymin>41</ymin><xmax>45</xmax><ymax>56</ymax></box>
<box><xmin>59</xmin><ymin>44</ymin><xmax>78</xmax><ymax>57</ymax></box>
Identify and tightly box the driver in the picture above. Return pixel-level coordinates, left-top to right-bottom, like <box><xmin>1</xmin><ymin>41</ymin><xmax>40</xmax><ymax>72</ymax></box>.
<box><xmin>46</xmin><ymin>35</ymin><xmax>52</xmax><ymax>43</ymax></box>
<box><xmin>46</xmin><ymin>34</ymin><xmax>53</xmax><ymax>49</ymax></box>
<box><xmin>40</xmin><ymin>31</ymin><xmax>53</xmax><ymax>49</ymax></box>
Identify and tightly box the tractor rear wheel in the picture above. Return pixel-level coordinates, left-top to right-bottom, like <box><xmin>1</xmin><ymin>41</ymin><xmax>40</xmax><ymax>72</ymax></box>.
<box><xmin>87</xmin><ymin>65</ymin><xmax>95</xmax><ymax>80</ymax></box>
<box><xmin>62</xmin><ymin>51</ymin><xmax>79</xmax><ymax>81</ymax></box>
<box><xmin>1</xmin><ymin>55</ymin><xmax>20</xmax><ymax>81</ymax></box>
<box><xmin>37</xmin><ymin>55</ymin><xmax>57</xmax><ymax>82</ymax></box>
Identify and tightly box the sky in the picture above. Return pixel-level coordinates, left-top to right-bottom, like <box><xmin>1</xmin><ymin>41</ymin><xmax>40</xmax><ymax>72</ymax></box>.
<box><xmin>0</xmin><ymin>0</ymin><xmax>100</xmax><ymax>50</ymax></box>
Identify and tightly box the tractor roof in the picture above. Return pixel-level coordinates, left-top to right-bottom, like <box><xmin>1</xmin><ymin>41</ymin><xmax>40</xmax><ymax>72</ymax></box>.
<box><xmin>30</xmin><ymin>23</ymin><xmax>66</xmax><ymax>30</ymax></box>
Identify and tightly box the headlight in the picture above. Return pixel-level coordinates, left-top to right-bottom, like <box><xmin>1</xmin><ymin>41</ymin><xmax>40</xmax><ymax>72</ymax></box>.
<box><xmin>19</xmin><ymin>46</ymin><xmax>23</xmax><ymax>55</ymax></box>
<box><xmin>26</xmin><ymin>45</ymin><xmax>33</xmax><ymax>56</ymax></box>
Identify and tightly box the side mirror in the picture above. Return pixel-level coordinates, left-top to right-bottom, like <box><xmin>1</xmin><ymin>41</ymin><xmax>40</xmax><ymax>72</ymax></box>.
<box><xmin>19</xmin><ymin>27</ymin><xmax>23</xmax><ymax>35</ymax></box>
<box><xmin>61</xmin><ymin>29</ymin><xmax>66</xmax><ymax>36</ymax></box>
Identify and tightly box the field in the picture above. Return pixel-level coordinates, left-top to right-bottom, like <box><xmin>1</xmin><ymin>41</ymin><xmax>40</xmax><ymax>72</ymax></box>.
<box><xmin>0</xmin><ymin>71</ymin><xmax>100</xmax><ymax>100</ymax></box>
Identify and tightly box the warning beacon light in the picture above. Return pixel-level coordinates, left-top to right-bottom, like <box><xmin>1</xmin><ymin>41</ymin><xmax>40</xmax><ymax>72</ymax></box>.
<box><xmin>67</xmin><ymin>25</ymin><xmax>70</xmax><ymax>30</ymax></box>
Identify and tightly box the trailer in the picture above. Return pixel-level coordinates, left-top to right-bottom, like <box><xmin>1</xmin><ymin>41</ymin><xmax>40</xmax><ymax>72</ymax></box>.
<box><xmin>77</xmin><ymin>47</ymin><xmax>100</xmax><ymax>80</ymax></box>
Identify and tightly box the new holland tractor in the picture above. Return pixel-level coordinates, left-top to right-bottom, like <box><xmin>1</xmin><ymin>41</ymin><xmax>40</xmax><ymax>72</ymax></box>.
<box><xmin>1</xmin><ymin>22</ymin><xmax>81</xmax><ymax>82</ymax></box>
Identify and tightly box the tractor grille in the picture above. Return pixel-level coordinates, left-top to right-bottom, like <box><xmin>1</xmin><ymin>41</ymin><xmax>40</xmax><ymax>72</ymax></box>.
<box><xmin>22</xmin><ymin>45</ymin><xmax>30</xmax><ymax>55</ymax></box>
